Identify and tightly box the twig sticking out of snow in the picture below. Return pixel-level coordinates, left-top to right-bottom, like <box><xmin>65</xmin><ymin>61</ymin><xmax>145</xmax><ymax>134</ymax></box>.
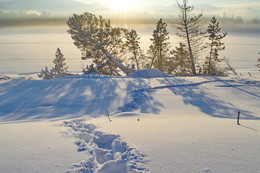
<box><xmin>237</xmin><ymin>111</ymin><xmax>241</xmax><ymax>125</ymax></box>
<box><xmin>105</xmin><ymin>108</ymin><xmax>112</xmax><ymax>122</ymax></box>
<box><xmin>224</xmin><ymin>57</ymin><xmax>239</xmax><ymax>77</ymax></box>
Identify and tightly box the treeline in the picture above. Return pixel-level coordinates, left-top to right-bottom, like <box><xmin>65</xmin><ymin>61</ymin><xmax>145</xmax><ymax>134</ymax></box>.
<box><xmin>37</xmin><ymin>0</ymin><xmax>260</xmax><ymax>79</ymax></box>
<box><xmin>0</xmin><ymin>10</ymin><xmax>53</xmax><ymax>17</ymax></box>
<box><xmin>1</xmin><ymin>9</ymin><xmax>260</xmax><ymax>27</ymax></box>
<box><xmin>0</xmin><ymin>17</ymin><xmax>66</xmax><ymax>27</ymax></box>
<box><xmin>0</xmin><ymin>10</ymin><xmax>66</xmax><ymax>27</ymax></box>
<box><xmin>63</xmin><ymin>0</ymin><xmax>230</xmax><ymax>77</ymax></box>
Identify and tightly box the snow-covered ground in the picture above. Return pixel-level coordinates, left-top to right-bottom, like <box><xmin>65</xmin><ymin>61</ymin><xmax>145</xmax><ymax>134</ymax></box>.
<box><xmin>0</xmin><ymin>121</ymin><xmax>89</xmax><ymax>173</ymax></box>
<box><xmin>0</xmin><ymin>69</ymin><xmax>260</xmax><ymax>172</ymax></box>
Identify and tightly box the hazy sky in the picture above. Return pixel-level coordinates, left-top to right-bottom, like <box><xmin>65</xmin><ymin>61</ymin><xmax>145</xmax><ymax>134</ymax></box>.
<box><xmin>1</xmin><ymin>0</ymin><xmax>259</xmax><ymax>9</ymax></box>
<box><xmin>75</xmin><ymin>0</ymin><xmax>260</xmax><ymax>12</ymax></box>
<box><xmin>0</xmin><ymin>0</ymin><xmax>258</xmax><ymax>6</ymax></box>
<box><xmin>76</xmin><ymin>0</ymin><xmax>258</xmax><ymax>6</ymax></box>
<box><xmin>1</xmin><ymin>0</ymin><xmax>259</xmax><ymax>18</ymax></box>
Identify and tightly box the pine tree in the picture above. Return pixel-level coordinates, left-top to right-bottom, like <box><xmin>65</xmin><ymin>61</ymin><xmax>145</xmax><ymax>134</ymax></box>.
<box><xmin>176</xmin><ymin>0</ymin><xmax>205</xmax><ymax>75</ymax></box>
<box><xmin>67</xmin><ymin>12</ymin><xmax>131</xmax><ymax>75</ymax></box>
<box><xmin>204</xmin><ymin>16</ymin><xmax>227</xmax><ymax>75</ymax></box>
<box><xmin>170</xmin><ymin>43</ymin><xmax>191</xmax><ymax>75</ymax></box>
<box><xmin>38</xmin><ymin>48</ymin><xmax>69</xmax><ymax>79</ymax></box>
<box><xmin>52</xmin><ymin>48</ymin><xmax>69</xmax><ymax>77</ymax></box>
<box><xmin>125</xmin><ymin>29</ymin><xmax>144</xmax><ymax>70</ymax></box>
<box><xmin>148</xmin><ymin>18</ymin><xmax>171</xmax><ymax>73</ymax></box>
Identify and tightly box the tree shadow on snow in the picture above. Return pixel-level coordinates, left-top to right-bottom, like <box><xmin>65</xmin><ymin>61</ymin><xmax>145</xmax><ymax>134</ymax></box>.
<box><xmin>0</xmin><ymin>77</ymin><xmax>163</xmax><ymax>123</ymax></box>
<box><xmin>117</xmin><ymin>78</ymin><xmax>164</xmax><ymax>114</ymax></box>
<box><xmin>156</xmin><ymin>77</ymin><xmax>259</xmax><ymax>120</ymax></box>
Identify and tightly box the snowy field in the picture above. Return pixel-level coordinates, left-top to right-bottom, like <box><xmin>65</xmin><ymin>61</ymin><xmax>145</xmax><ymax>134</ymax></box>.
<box><xmin>0</xmin><ymin>69</ymin><xmax>260</xmax><ymax>172</ymax></box>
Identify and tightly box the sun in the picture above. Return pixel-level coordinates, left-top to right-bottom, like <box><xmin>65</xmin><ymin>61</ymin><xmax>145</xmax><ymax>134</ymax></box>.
<box><xmin>106</xmin><ymin>0</ymin><xmax>139</xmax><ymax>11</ymax></box>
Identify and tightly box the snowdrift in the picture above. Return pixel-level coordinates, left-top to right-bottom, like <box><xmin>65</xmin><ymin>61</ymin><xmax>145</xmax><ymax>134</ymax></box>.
<box><xmin>127</xmin><ymin>68</ymin><xmax>172</xmax><ymax>78</ymax></box>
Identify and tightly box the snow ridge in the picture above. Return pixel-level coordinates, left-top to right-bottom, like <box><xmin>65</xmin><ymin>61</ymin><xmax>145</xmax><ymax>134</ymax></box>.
<box><xmin>62</xmin><ymin>119</ymin><xmax>148</xmax><ymax>173</ymax></box>
<box><xmin>127</xmin><ymin>68</ymin><xmax>172</xmax><ymax>78</ymax></box>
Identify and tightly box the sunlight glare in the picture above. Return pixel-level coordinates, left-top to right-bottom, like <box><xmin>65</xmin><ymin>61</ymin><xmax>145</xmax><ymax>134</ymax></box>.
<box><xmin>106</xmin><ymin>0</ymin><xmax>139</xmax><ymax>11</ymax></box>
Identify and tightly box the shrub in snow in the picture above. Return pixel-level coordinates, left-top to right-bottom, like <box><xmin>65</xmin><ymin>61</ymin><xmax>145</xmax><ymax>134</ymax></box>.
<box><xmin>38</xmin><ymin>67</ymin><xmax>54</xmax><ymax>80</ymax></box>
<box><xmin>0</xmin><ymin>74</ymin><xmax>11</xmax><ymax>80</ymax></box>
<box><xmin>83</xmin><ymin>64</ymin><xmax>97</xmax><ymax>74</ymax></box>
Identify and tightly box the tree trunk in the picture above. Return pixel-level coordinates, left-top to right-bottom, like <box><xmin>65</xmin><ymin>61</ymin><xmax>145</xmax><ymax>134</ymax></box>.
<box><xmin>134</xmin><ymin>50</ymin><xmax>140</xmax><ymax>70</ymax></box>
<box><xmin>183</xmin><ymin>5</ymin><xmax>196</xmax><ymax>75</ymax></box>
<box><xmin>84</xmin><ymin>31</ymin><xmax>133</xmax><ymax>75</ymax></box>
<box><xmin>208</xmin><ymin>40</ymin><xmax>214</xmax><ymax>75</ymax></box>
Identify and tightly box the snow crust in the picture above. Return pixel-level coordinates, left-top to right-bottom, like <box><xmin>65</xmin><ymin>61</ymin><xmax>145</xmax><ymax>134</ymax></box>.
<box><xmin>127</xmin><ymin>68</ymin><xmax>172</xmax><ymax>78</ymax></box>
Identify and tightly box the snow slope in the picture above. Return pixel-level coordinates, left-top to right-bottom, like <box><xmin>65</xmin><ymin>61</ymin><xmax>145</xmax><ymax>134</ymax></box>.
<box><xmin>0</xmin><ymin>71</ymin><xmax>260</xmax><ymax>172</ymax></box>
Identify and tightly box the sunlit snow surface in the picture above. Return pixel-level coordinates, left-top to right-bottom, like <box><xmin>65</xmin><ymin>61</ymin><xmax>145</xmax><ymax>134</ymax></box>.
<box><xmin>0</xmin><ymin>69</ymin><xmax>260</xmax><ymax>172</ymax></box>
<box><xmin>127</xmin><ymin>68</ymin><xmax>172</xmax><ymax>78</ymax></box>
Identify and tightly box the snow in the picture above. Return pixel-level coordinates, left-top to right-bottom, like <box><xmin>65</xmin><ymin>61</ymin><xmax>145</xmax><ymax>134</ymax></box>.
<box><xmin>88</xmin><ymin>113</ymin><xmax>260</xmax><ymax>173</ymax></box>
<box><xmin>0</xmin><ymin>72</ymin><xmax>260</xmax><ymax>172</ymax></box>
<box><xmin>0</xmin><ymin>121</ymin><xmax>89</xmax><ymax>173</ymax></box>
<box><xmin>62</xmin><ymin>119</ymin><xmax>147</xmax><ymax>172</ymax></box>
<box><xmin>127</xmin><ymin>68</ymin><xmax>172</xmax><ymax>78</ymax></box>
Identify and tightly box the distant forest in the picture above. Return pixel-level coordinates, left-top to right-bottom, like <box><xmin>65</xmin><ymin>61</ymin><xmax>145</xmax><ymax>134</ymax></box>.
<box><xmin>1</xmin><ymin>10</ymin><xmax>260</xmax><ymax>27</ymax></box>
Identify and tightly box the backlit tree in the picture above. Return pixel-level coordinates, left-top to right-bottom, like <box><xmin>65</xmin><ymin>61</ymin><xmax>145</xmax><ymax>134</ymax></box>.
<box><xmin>147</xmin><ymin>18</ymin><xmax>171</xmax><ymax>73</ymax></box>
<box><xmin>204</xmin><ymin>16</ymin><xmax>227</xmax><ymax>75</ymax></box>
<box><xmin>176</xmin><ymin>0</ymin><xmax>205</xmax><ymax>75</ymax></box>
<box><xmin>67</xmin><ymin>12</ymin><xmax>132</xmax><ymax>75</ymax></box>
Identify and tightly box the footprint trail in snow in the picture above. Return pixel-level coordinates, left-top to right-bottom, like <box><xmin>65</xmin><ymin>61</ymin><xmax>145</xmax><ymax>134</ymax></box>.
<box><xmin>62</xmin><ymin>119</ymin><xmax>148</xmax><ymax>173</ymax></box>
